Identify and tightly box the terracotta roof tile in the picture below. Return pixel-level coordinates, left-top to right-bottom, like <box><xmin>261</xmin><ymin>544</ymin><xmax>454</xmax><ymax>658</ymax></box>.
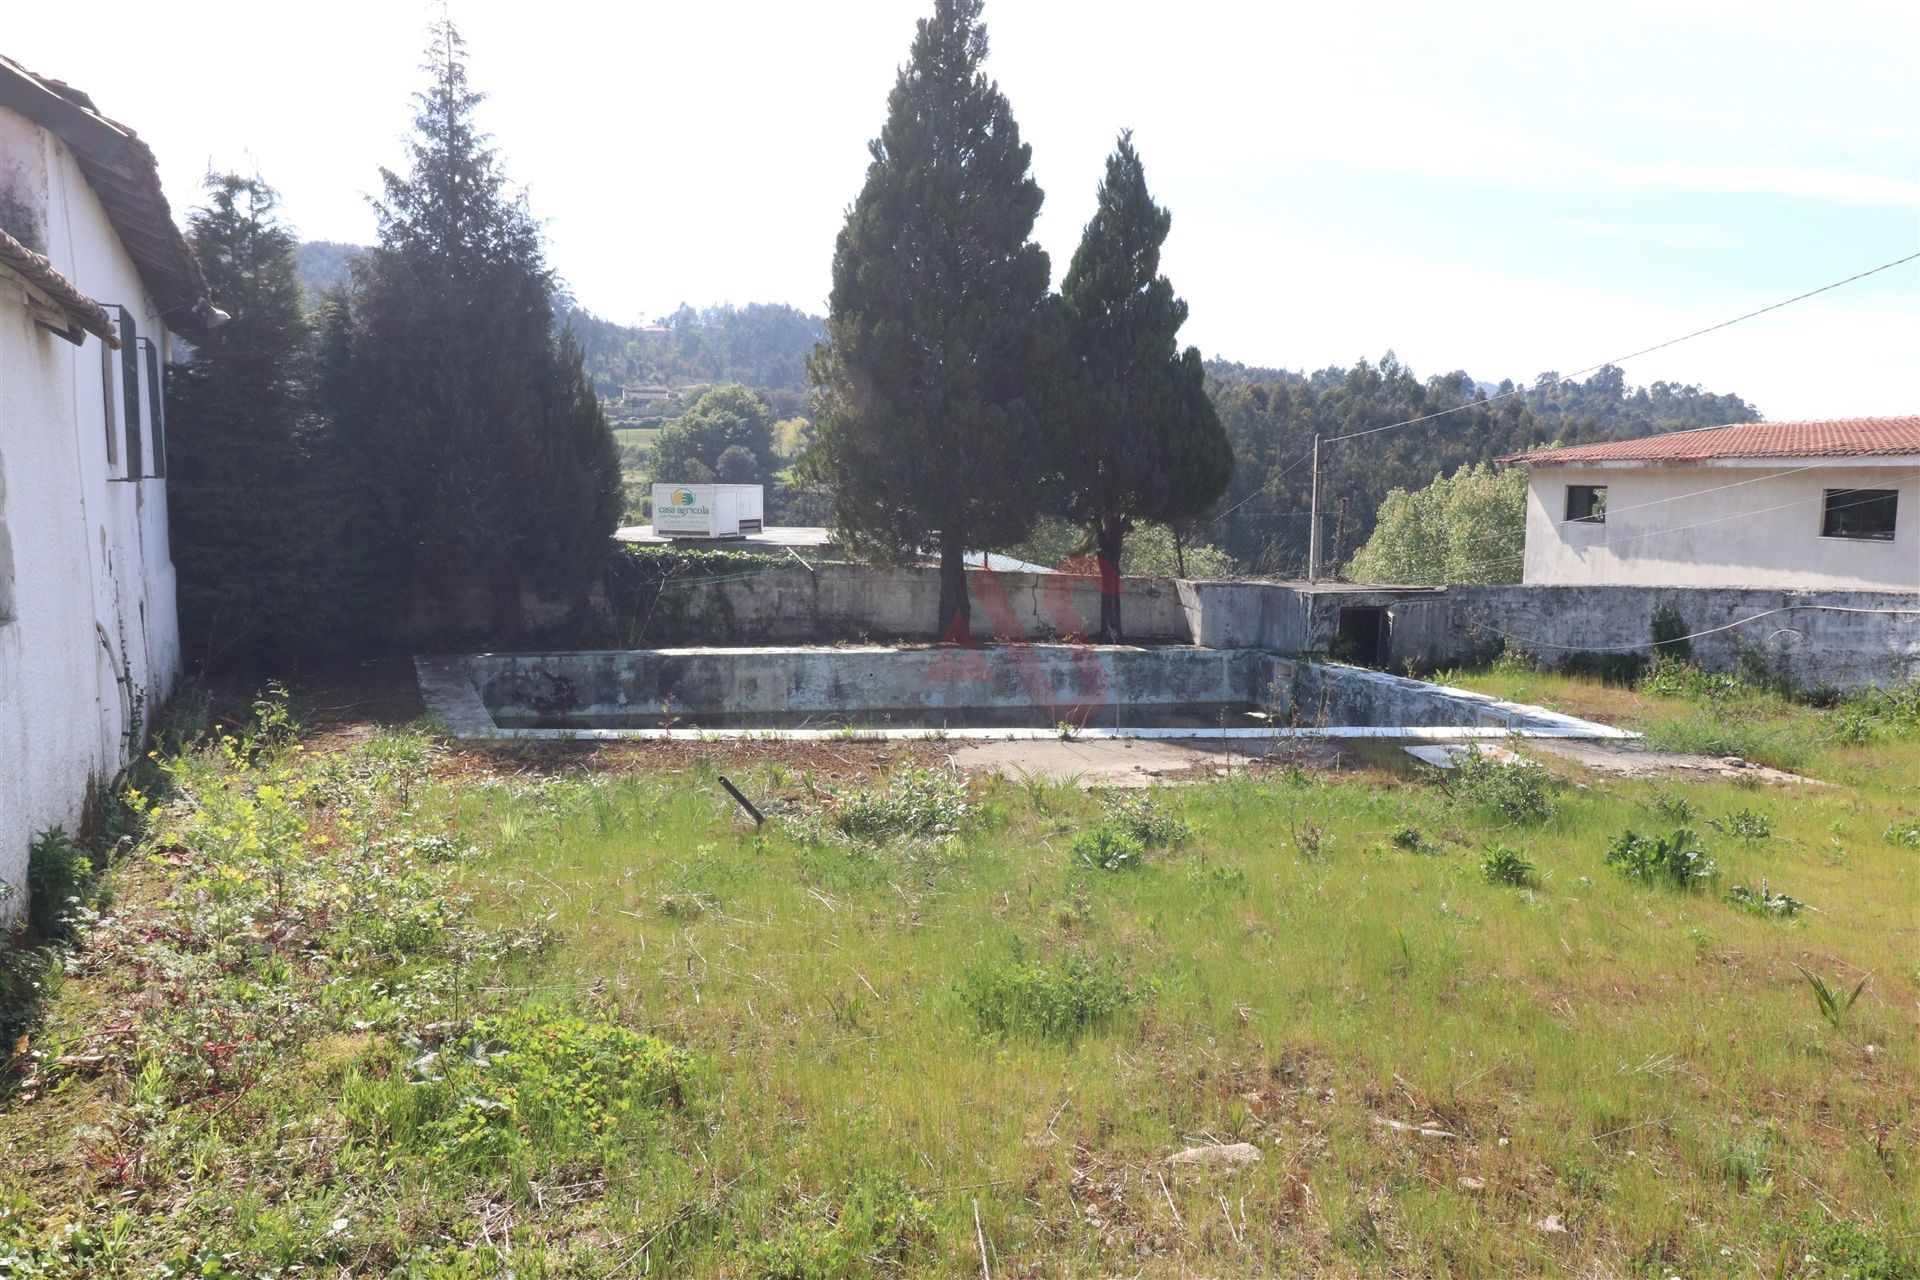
<box><xmin>0</xmin><ymin>54</ymin><xmax>213</xmax><ymax>335</ymax></box>
<box><xmin>0</xmin><ymin>225</ymin><xmax>119</xmax><ymax>347</ymax></box>
<box><xmin>1503</xmin><ymin>416</ymin><xmax>1920</xmax><ymax>465</ymax></box>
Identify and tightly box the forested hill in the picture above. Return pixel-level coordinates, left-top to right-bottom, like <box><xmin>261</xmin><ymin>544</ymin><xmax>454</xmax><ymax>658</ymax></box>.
<box><xmin>553</xmin><ymin>301</ymin><xmax>826</xmax><ymax>398</ymax></box>
<box><xmin>294</xmin><ymin>240</ymin><xmax>362</xmax><ymax>300</ymax></box>
<box><xmin>295</xmin><ymin>242</ymin><xmax>825</xmax><ymax>399</ymax></box>
<box><xmin>1200</xmin><ymin>354</ymin><xmax>1760</xmax><ymax>576</ymax></box>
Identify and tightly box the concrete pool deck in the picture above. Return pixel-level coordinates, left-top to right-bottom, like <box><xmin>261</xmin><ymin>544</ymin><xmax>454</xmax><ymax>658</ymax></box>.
<box><xmin>415</xmin><ymin>646</ymin><xmax>1635</xmax><ymax>744</ymax></box>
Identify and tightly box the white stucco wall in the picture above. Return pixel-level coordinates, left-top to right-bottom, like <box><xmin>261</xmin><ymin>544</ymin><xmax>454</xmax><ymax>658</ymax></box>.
<box><xmin>1521</xmin><ymin>460</ymin><xmax>1920</xmax><ymax>590</ymax></box>
<box><xmin>0</xmin><ymin>108</ymin><xmax>180</xmax><ymax>915</ymax></box>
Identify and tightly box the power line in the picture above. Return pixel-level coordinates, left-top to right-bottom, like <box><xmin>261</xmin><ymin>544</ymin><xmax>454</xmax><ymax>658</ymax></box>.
<box><xmin>1206</xmin><ymin>248</ymin><xmax>1920</xmax><ymax>527</ymax></box>
<box><xmin>1325</xmin><ymin>249</ymin><xmax>1920</xmax><ymax>446</ymax></box>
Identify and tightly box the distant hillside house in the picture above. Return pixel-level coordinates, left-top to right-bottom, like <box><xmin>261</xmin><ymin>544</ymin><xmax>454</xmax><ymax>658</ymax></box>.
<box><xmin>0</xmin><ymin>55</ymin><xmax>218</xmax><ymax>915</ymax></box>
<box><xmin>622</xmin><ymin>383</ymin><xmax>671</xmax><ymax>405</ymax></box>
<box><xmin>1504</xmin><ymin>417</ymin><xmax>1920</xmax><ymax>591</ymax></box>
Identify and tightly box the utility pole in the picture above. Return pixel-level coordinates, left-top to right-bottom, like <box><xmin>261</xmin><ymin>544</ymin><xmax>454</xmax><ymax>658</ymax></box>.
<box><xmin>1307</xmin><ymin>433</ymin><xmax>1322</xmax><ymax>583</ymax></box>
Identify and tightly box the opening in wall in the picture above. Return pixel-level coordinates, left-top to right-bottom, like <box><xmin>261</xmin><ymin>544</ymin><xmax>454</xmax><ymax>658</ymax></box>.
<box><xmin>0</xmin><ymin>450</ymin><xmax>12</xmax><ymax>625</ymax></box>
<box><xmin>1336</xmin><ymin>606</ymin><xmax>1390</xmax><ymax>668</ymax></box>
<box><xmin>1821</xmin><ymin>489</ymin><xmax>1898</xmax><ymax>541</ymax></box>
<box><xmin>100</xmin><ymin>336</ymin><xmax>119</xmax><ymax>469</ymax></box>
<box><xmin>1565</xmin><ymin>484</ymin><xmax>1607</xmax><ymax>524</ymax></box>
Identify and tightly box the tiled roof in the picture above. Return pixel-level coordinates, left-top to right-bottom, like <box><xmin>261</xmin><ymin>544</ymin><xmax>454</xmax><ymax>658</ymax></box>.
<box><xmin>0</xmin><ymin>225</ymin><xmax>119</xmax><ymax>347</ymax></box>
<box><xmin>0</xmin><ymin>55</ymin><xmax>215</xmax><ymax>335</ymax></box>
<box><xmin>1504</xmin><ymin>417</ymin><xmax>1920</xmax><ymax>465</ymax></box>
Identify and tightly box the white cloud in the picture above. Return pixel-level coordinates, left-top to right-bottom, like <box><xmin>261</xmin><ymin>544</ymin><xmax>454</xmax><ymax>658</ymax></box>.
<box><xmin>1611</xmin><ymin>162</ymin><xmax>1920</xmax><ymax>206</ymax></box>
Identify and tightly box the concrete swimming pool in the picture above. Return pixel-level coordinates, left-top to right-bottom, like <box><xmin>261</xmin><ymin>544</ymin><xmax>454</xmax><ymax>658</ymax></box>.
<box><xmin>416</xmin><ymin>645</ymin><xmax>1631</xmax><ymax>742</ymax></box>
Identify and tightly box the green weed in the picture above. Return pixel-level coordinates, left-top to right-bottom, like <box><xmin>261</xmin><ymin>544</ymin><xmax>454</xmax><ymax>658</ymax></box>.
<box><xmin>1795</xmin><ymin>966</ymin><xmax>1869</xmax><ymax>1031</ymax></box>
<box><xmin>819</xmin><ymin>767</ymin><xmax>972</xmax><ymax>842</ymax></box>
<box><xmin>1725</xmin><ymin>879</ymin><xmax>1804</xmax><ymax>919</ymax></box>
<box><xmin>1780</xmin><ymin>1214</ymin><xmax>1917</xmax><ymax>1279</ymax></box>
<box><xmin>956</xmin><ymin>948</ymin><xmax>1133</xmax><ymax>1041</ymax></box>
<box><xmin>1604</xmin><ymin>827</ymin><xmax>1717</xmax><ymax>890</ymax></box>
<box><xmin>1070</xmin><ymin>824</ymin><xmax>1145</xmax><ymax>872</ymax></box>
<box><xmin>1450</xmin><ymin>749</ymin><xmax>1556</xmax><ymax>825</ymax></box>
<box><xmin>1479</xmin><ymin>845</ymin><xmax>1535</xmax><ymax>887</ymax></box>
<box><xmin>407</xmin><ymin>1009</ymin><xmax>685</xmax><ymax>1172</ymax></box>
<box><xmin>746</xmin><ymin>1174</ymin><xmax>932</xmax><ymax>1280</ymax></box>
<box><xmin>25</xmin><ymin>826</ymin><xmax>93</xmax><ymax>941</ymax></box>
<box><xmin>1099</xmin><ymin>791</ymin><xmax>1192</xmax><ymax>849</ymax></box>
<box><xmin>1389</xmin><ymin>825</ymin><xmax>1440</xmax><ymax>855</ymax></box>
<box><xmin>1708</xmin><ymin>808</ymin><xmax>1773</xmax><ymax>842</ymax></box>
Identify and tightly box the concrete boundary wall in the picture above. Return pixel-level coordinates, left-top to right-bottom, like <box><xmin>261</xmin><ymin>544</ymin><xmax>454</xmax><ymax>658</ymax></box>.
<box><xmin>1176</xmin><ymin>580</ymin><xmax>1919</xmax><ymax>690</ymax></box>
<box><xmin>467</xmin><ymin>644</ymin><xmax>1268</xmax><ymax>723</ymax></box>
<box><xmin>656</xmin><ymin>564</ymin><xmax>1191</xmax><ymax>645</ymax></box>
<box><xmin>1440</xmin><ymin>586</ymin><xmax>1920</xmax><ymax>689</ymax></box>
<box><xmin>638</xmin><ymin>568</ymin><xmax>1916</xmax><ymax>689</ymax></box>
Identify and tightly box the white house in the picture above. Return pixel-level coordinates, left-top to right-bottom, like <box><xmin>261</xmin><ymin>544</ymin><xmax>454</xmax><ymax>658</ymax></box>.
<box><xmin>1505</xmin><ymin>417</ymin><xmax>1920</xmax><ymax>591</ymax></box>
<box><xmin>0</xmin><ymin>55</ymin><xmax>217</xmax><ymax>916</ymax></box>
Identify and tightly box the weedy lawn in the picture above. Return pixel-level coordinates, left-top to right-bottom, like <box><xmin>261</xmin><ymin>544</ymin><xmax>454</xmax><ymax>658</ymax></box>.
<box><xmin>2</xmin><ymin>674</ymin><xmax>1916</xmax><ymax>1277</ymax></box>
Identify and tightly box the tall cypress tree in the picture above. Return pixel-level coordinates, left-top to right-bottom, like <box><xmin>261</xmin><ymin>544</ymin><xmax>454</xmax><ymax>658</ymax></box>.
<box><xmin>167</xmin><ymin>175</ymin><xmax>325</xmax><ymax>667</ymax></box>
<box><xmin>1057</xmin><ymin>133</ymin><xmax>1231</xmax><ymax>640</ymax></box>
<box><xmin>355</xmin><ymin>20</ymin><xmax>620</xmax><ymax>640</ymax></box>
<box><xmin>807</xmin><ymin>0</ymin><xmax>1053</xmax><ymax>640</ymax></box>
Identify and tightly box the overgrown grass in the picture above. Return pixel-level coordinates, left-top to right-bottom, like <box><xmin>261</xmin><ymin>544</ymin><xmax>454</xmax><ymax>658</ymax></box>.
<box><xmin>4</xmin><ymin>683</ymin><xmax>1919</xmax><ymax>1276</ymax></box>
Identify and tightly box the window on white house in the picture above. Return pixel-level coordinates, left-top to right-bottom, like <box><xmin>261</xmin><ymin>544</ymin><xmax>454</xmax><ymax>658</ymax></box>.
<box><xmin>0</xmin><ymin>449</ymin><xmax>13</xmax><ymax>627</ymax></box>
<box><xmin>1565</xmin><ymin>484</ymin><xmax>1607</xmax><ymax>524</ymax></box>
<box><xmin>1821</xmin><ymin>489</ymin><xmax>1898</xmax><ymax>541</ymax></box>
<box><xmin>116</xmin><ymin>307</ymin><xmax>143</xmax><ymax>480</ymax></box>
<box><xmin>140</xmin><ymin>338</ymin><xmax>166</xmax><ymax>478</ymax></box>
<box><xmin>100</xmin><ymin>336</ymin><xmax>120</xmax><ymax>469</ymax></box>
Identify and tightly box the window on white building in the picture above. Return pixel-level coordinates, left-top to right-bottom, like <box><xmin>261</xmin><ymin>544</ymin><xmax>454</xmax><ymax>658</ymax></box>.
<box><xmin>99</xmin><ymin>336</ymin><xmax>120</xmax><ymax>469</ymax></box>
<box><xmin>115</xmin><ymin>307</ymin><xmax>143</xmax><ymax>480</ymax></box>
<box><xmin>1565</xmin><ymin>484</ymin><xmax>1607</xmax><ymax>524</ymax></box>
<box><xmin>140</xmin><ymin>337</ymin><xmax>166</xmax><ymax>478</ymax></box>
<box><xmin>1821</xmin><ymin>489</ymin><xmax>1898</xmax><ymax>541</ymax></box>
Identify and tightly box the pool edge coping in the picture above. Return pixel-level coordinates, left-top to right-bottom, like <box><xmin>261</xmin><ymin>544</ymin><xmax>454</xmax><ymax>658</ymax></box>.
<box><xmin>414</xmin><ymin>652</ymin><xmax>1638</xmax><ymax>744</ymax></box>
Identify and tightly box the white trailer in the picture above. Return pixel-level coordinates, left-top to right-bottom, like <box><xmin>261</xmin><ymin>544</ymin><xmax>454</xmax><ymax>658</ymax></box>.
<box><xmin>651</xmin><ymin>483</ymin><xmax>765</xmax><ymax>538</ymax></box>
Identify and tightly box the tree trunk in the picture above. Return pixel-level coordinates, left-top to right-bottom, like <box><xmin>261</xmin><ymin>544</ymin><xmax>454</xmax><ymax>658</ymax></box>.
<box><xmin>1096</xmin><ymin>521</ymin><xmax>1125</xmax><ymax>643</ymax></box>
<box><xmin>489</xmin><ymin>560</ymin><xmax>526</xmax><ymax>646</ymax></box>
<box><xmin>938</xmin><ymin>534</ymin><xmax>971</xmax><ymax>644</ymax></box>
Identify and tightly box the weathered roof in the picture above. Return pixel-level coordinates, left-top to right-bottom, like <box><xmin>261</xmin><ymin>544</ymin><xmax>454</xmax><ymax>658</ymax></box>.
<box><xmin>0</xmin><ymin>223</ymin><xmax>118</xmax><ymax>346</ymax></box>
<box><xmin>1504</xmin><ymin>416</ymin><xmax>1920</xmax><ymax>465</ymax></box>
<box><xmin>0</xmin><ymin>54</ymin><xmax>214</xmax><ymax>335</ymax></box>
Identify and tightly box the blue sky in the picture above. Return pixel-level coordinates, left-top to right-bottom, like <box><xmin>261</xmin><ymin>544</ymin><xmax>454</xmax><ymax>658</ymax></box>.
<box><xmin>11</xmin><ymin>0</ymin><xmax>1916</xmax><ymax>419</ymax></box>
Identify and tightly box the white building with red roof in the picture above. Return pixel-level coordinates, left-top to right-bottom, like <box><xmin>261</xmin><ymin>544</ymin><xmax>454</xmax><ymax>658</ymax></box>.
<box><xmin>1502</xmin><ymin>417</ymin><xmax>1920</xmax><ymax>591</ymax></box>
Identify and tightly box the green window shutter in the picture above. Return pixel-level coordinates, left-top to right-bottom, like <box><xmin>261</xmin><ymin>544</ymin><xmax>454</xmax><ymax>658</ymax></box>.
<box><xmin>117</xmin><ymin>306</ymin><xmax>142</xmax><ymax>480</ymax></box>
<box><xmin>141</xmin><ymin>338</ymin><xmax>166</xmax><ymax>479</ymax></box>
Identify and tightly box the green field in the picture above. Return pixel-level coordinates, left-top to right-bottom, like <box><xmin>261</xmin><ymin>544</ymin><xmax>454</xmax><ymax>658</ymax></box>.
<box><xmin>2</xmin><ymin>672</ymin><xmax>1916</xmax><ymax>1276</ymax></box>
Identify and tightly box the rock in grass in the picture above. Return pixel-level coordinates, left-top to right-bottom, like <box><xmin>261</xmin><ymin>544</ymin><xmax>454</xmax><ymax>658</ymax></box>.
<box><xmin>1166</xmin><ymin>1142</ymin><xmax>1261</xmax><ymax>1169</ymax></box>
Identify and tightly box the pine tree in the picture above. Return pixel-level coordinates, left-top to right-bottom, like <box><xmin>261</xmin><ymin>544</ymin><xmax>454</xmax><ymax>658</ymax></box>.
<box><xmin>1056</xmin><ymin>133</ymin><xmax>1231</xmax><ymax>640</ymax></box>
<box><xmin>166</xmin><ymin>174</ymin><xmax>325</xmax><ymax>667</ymax></box>
<box><xmin>806</xmin><ymin>0</ymin><xmax>1053</xmax><ymax>640</ymax></box>
<box><xmin>306</xmin><ymin>284</ymin><xmax>401</xmax><ymax>649</ymax></box>
<box><xmin>354</xmin><ymin>20</ymin><xmax>619</xmax><ymax>639</ymax></box>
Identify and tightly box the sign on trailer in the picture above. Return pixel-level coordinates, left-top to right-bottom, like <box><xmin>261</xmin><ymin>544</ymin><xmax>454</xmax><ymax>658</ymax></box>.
<box><xmin>651</xmin><ymin>483</ymin><xmax>764</xmax><ymax>538</ymax></box>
